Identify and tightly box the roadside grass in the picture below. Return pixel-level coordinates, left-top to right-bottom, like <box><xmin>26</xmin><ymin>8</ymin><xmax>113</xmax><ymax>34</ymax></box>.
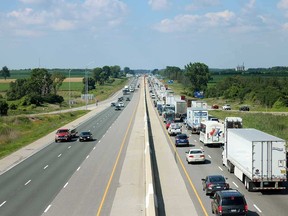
<box><xmin>0</xmin><ymin>111</ymin><xmax>88</xmax><ymax>159</ymax></box>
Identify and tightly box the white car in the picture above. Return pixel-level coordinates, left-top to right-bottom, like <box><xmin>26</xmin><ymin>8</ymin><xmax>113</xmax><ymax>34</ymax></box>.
<box><xmin>167</xmin><ymin>123</ymin><xmax>182</xmax><ymax>136</ymax></box>
<box><xmin>185</xmin><ymin>148</ymin><xmax>206</xmax><ymax>164</ymax></box>
<box><xmin>222</xmin><ymin>104</ymin><xmax>231</xmax><ymax>110</ymax></box>
<box><xmin>118</xmin><ymin>102</ymin><xmax>124</xmax><ymax>107</ymax></box>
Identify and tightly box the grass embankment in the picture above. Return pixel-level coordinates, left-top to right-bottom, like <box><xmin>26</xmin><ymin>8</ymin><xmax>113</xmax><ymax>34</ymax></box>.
<box><xmin>0</xmin><ymin>77</ymin><xmax>129</xmax><ymax>159</ymax></box>
<box><xmin>0</xmin><ymin>111</ymin><xmax>88</xmax><ymax>159</ymax></box>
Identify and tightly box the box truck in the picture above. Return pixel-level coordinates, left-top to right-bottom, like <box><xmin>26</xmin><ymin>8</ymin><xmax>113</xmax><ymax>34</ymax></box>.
<box><xmin>199</xmin><ymin>121</ymin><xmax>224</xmax><ymax>146</ymax></box>
<box><xmin>186</xmin><ymin>107</ymin><xmax>208</xmax><ymax>134</ymax></box>
<box><xmin>173</xmin><ymin>99</ymin><xmax>187</xmax><ymax>120</ymax></box>
<box><xmin>222</xmin><ymin>128</ymin><xmax>287</xmax><ymax>191</ymax></box>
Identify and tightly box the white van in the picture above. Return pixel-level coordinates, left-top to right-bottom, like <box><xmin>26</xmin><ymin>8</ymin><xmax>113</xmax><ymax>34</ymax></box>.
<box><xmin>199</xmin><ymin>121</ymin><xmax>224</xmax><ymax>146</ymax></box>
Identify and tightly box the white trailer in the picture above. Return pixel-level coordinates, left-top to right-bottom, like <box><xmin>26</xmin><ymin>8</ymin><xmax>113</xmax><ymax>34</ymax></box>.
<box><xmin>173</xmin><ymin>99</ymin><xmax>187</xmax><ymax>120</ymax></box>
<box><xmin>186</xmin><ymin>107</ymin><xmax>208</xmax><ymax>134</ymax></box>
<box><xmin>222</xmin><ymin>128</ymin><xmax>287</xmax><ymax>191</ymax></box>
<box><xmin>199</xmin><ymin>121</ymin><xmax>224</xmax><ymax>146</ymax></box>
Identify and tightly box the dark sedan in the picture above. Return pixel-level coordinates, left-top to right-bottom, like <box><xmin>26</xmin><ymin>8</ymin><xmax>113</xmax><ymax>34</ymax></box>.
<box><xmin>79</xmin><ymin>131</ymin><xmax>93</xmax><ymax>142</ymax></box>
<box><xmin>202</xmin><ymin>175</ymin><xmax>229</xmax><ymax>195</ymax></box>
<box><xmin>175</xmin><ymin>133</ymin><xmax>189</xmax><ymax>147</ymax></box>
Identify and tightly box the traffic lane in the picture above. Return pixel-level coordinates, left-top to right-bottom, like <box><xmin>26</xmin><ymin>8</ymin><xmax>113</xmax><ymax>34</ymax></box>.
<box><xmin>197</xmin><ymin>137</ymin><xmax>288</xmax><ymax>216</ymax></box>
<box><xmin>0</xmin><ymin>103</ymin><xmax>123</xmax><ymax>216</ymax></box>
<box><xmin>165</xmin><ymin>127</ymin><xmax>260</xmax><ymax>216</ymax></box>
<box><xmin>42</xmin><ymin>88</ymin><xmax>140</xmax><ymax>216</ymax></box>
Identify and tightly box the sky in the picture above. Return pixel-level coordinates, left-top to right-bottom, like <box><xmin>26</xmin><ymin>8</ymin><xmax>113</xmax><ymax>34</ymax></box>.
<box><xmin>1</xmin><ymin>0</ymin><xmax>288</xmax><ymax>70</ymax></box>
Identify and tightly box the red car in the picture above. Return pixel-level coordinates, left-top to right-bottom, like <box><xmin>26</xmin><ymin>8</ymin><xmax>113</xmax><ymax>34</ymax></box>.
<box><xmin>166</xmin><ymin>121</ymin><xmax>174</xmax><ymax>129</ymax></box>
<box><xmin>55</xmin><ymin>128</ymin><xmax>71</xmax><ymax>142</ymax></box>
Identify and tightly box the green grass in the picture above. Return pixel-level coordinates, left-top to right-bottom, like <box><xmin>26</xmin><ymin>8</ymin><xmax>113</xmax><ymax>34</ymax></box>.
<box><xmin>0</xmin><ymin>111</ymin><xmax>88</xmax><ymax>159</ymax></box>
<box><xmin>0</xmin><ymin>83</ymin><xmax>9</xmax><ymax>91</ymax></box>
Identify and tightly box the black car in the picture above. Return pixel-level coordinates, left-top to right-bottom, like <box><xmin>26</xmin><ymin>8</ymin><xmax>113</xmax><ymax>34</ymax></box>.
<box><xmin>79</xmin><ymin>131</ymin><xmax>93</xmax><ymax>142</ymax></box>
<box><xmin>126</xmin><ymin>97</ymin><xmax>130</xmax><ymax>101</ymax></box>
<box><xmin>115</xmin><ymin>105</ymin><xmax>121</xmax><ymax>111</ymax></box>
<box><xmin>211</xmin><ymin>190</ymin><xmax>248</xmax><ymax>216</ymax></box>
<box><xmin>202</xmin><ymin>175</ymin><xmax>229</xmax><ymax>195</ymax></box>
<box><xmin>111</xmin><ymin>102</ymin><xmax>116</xmax><ymax>107</ymax></box>
<box><xmin>239</xmin><ymin>105</ymin><xmax>250</xmax><ymax>111</ymax></box>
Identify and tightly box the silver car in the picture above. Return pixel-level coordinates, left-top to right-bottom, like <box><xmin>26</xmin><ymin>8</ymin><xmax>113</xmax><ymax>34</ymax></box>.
<box><xmin>185</xmin><ymin>148</ymin><xmax>205</xmax><ymax>164</ymax></box>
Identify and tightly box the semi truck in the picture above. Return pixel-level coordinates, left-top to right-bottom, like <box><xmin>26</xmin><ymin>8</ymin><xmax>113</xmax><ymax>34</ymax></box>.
<box><xmin>173</xmin><ymin>99</ymin><xmax>187</xmax><ymax>121</ymax></box>
<box><xmin>186</xmin><ymin>107</ymin><xmax>208</xmax><ymax>134</ymax></box>
<box><xmin>222</xmin><ymin>128</ymin><xmax>287</xmax><ymax>191</ymax></box>
<box><xmin>199</xmin><ymin>121</ymin><xmax>224</xmax><ymax>146</ymax></box>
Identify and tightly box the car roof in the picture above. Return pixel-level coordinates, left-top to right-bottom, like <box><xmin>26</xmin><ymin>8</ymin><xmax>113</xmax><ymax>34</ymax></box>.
<box><xmin>217</xmin><ymin>190</ymin><xmax>243</xmax><ymax>197</ymax></box>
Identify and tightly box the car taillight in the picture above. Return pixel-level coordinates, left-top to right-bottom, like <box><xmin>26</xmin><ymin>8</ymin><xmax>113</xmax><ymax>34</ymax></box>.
<box><xmin>207</xmin><ymin>183</ymin><xmax>213</xmax><ymax>189</ymax></box>
<box><xmin>200</xmin><ymin>155</ymin><xmax>205</xmax><ymax>158</ymax></box>
<box><xmin>189</xmin><ymin>155</ymin><xmax>194</xmax><ymax>158</ymax></box>
<box><xmin>245</xmin><ymin>204</ymin><xmax>248</xmax><ymax>212</ymax></box>
<box><xmin>218</xmin><ymin>205</ymin><xmax>222</xmax><ymax>213</ymax></box>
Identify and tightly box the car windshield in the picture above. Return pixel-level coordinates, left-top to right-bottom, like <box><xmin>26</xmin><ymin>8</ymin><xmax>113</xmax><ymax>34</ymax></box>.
<box><xmin>171</xmin><ymin>124</ymin><xmax>180</xmax><ymax>129</ymax></box>
<box><xmin>57</xmin><ymin>129</ymin><xmax>68</xmax><ymax>133</ymax></box>
<box><xmin>222</xmin><ymin>197</ymin><xmax>245</xmax><ymax>205</ymax></box>
<box><xmin>190</xmin><ymin>150</ymin><xmax>202</xmax><ymax>154</ymax></box>
<box><xmin>81</xmin><ymin>132</ymin><xmax>91</xmax><ymax>135</ymax></box>
<box><xmin>178</xmin><ymin>135</ymin><xmax>187</xmax><ymax>139</ymax></box>
<box><xmin>210</xmin><ymin>176</ymin><xmax>225</xmax><ymax>183</ymax></box>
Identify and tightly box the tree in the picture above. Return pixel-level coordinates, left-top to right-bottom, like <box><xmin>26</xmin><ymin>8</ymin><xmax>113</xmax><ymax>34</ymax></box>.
<box><xmin>92</xmin><ymin>67</ymin><xmax>103</xmax><ymax>84</ymax></box>
<box><xmin>0</xmin><ymin>100</ymin><xmax>8</xmax><ymax>116</ymax></box>
<box><xmin>1</xmin><ymin>66</ymin><xmax>10</xmax><ymax>80</ymax></box>
<box><xmin>51</xmin><ymin>72</ymin><xmax>66</xmax><ymax>95</ymax></box>
<box><xmin>29</xmin><ymin>68</ymin><xmax>53</xmax><ymax>96</ymax></box>
<box><xmin>110</xmin><ymin>65</ymin><xmax>121</xmax><ymax>78</ymax></box>
<box><xmin>102</xmin><ymin>66</ymin><xmax>111</xmax><ymax>81</ymax></box>
<box><xmin>184</xmin><ymin>62</ymin><xmax>211</xmax><ymax>93</ymax></box>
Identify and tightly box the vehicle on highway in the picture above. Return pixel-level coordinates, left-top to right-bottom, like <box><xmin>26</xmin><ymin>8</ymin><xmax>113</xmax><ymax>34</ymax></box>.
<box><xmin>118</xmin><ymin>102</ymin><xmax>124</xmax><ymax>107</ymax></box>
<box><xmin>201</xmin><ymin>175</ymin><xmax>229</xmax><ymax>195</ymax></box>
<box><xmin>79</xmin><ymin>131</ymin><xmax>93</xmax><ymax>142</ymax></box>
<box><xmin>211</xmin><ymin>190</ymin><xmax>248</xmax><ymax>216</ymax></box>
<box><xmin>222</xmin><ymin>104</ymin><xmax>231</xmax><ymax>110</ymax></box>
<box><xmin>185</xmin><ymin>148</ymin><xmax>205</xmax><ymax>164</ymax></box>
<box><xmin>111</xmin><ymin>102</ymin><xmax>116</xmax><ymax>106</ymax></box>
<box><xmin>118</xmin><ymin>96</ymin><xmax>123</xmax><ymax>101</ymax></box>
<box><xmin>126</xmin><ymin>97</ymin><xmax>130</xmax><ymax>101</ymax></box>
<box><xmin>175</xmin><ymin>133</ymin><xmax>189</xmax><ymax>147</ymax></box>
<box><xmin>166</xmin><ymin>120</ymin><xmax>173</xmax><ymax>129</ymax></box>
<box><xmin>55</xmin><ymin>128</ymin><xmax>71</xmax><ymax>142</ymax></box>
<box><xmin>212</xmin><ymin>104</ymin><xmax>219</xmax><ymax>109</ymax></box>
<box><xmin>239</xmin><ymin>105</ymin><xmax>249</xmax><ymax>111</ymax></box>
<box><xmin>115</xmin><ymin>105</ymin><xmax>121</xmax><ymax>111</ymax></box>
<box><xmin>167</xmin><ymin>123</ymin><xmax>182</xmax><ymax>136</ymax></box>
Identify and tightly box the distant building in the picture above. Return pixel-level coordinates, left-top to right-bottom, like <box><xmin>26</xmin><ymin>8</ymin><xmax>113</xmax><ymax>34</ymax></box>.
<box><xmin>235</xmin><ymin>63</ymin><xmax>245</xmax><ymax>71</ymax></box>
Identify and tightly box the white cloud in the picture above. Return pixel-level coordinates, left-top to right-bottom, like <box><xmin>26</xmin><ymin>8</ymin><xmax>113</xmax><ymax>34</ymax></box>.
<box><xmin>148</xmin><ymin>0</ymin><xmax>170</xmax><ymax>10</ymax></box>
<box><xmin>50</xmin><ymin>19</ymin><xmax>76</xmax><ymax>30</ymax></box>
<box><xmin>185</xmin><ymin>0</ymin><xmax>220</xmax><ymax>11</ymax></box>
<box><xmin>277</xmin><ymin>0</ymin><xmax>288</xmax><ymax>9</ymax></box>
<box><xmin>7</xmin><ymin>8</ymin><xmax>47</xmax><ymax>25</ymax></box>
<box><xmin>154</xmin><ymin>10</ymin><xmax>235</xmax><ymax>32</ymax></box>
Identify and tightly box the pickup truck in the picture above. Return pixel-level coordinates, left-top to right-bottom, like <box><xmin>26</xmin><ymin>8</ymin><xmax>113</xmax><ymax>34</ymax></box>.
<box><xmin>222</xmin><ymin>104</ymin><xmax>231</xmax><ymax>110</ymax></box>
<box><xmin>55</xmin><ymin>128</ymin><xmax>72</xmax><ymax>142</ymax></box>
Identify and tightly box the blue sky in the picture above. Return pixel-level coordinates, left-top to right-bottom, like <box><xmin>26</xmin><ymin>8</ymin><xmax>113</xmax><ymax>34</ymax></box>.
<box><xmin>1</xmin><ymin>0</ymin><xmax>288</xmax><ymax>70</ymax></box>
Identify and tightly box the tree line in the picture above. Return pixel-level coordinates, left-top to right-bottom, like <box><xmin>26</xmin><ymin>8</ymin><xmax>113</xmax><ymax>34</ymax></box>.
<box><xmin>0</xmin><ymin>65</ymin><xmax>134</xmax><ymax>115</ymax></box>
<box><xmin>154</xmin><ymin>63</ymin><xmax>288</xmax><ymax>108</ymax></box>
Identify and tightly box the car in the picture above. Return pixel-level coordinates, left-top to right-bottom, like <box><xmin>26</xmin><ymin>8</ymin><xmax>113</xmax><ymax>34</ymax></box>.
<box><xmin>111</xmin><ymin>102</ymin><xmax>116</xmax><ymax>107</ymax></box>
<box><xmin>118</xmin><ymin>96</ymin><xmax>123</xmax><ymax>102</ymax></box>
<box><xmin>239</xmin><ymin>105</ymin><xmax>249</xmax><ymax>111</ymax></box>
<box><xmin>167</xmin><ymin>123</ymin><xmax>182</xmax><ymax>136</ymax></box>
<box><xmin>55</xmin><ymin>128</ymin><xmax>71</xmax><ymax>142</ymax></box>
<box><xmin>212</xmin><ymin>104</ymin><xmax>219</xmax><ymax>109</ymax></box>
<box><xmin>201</xmin><ymin>175</ymin><xmax>229</xmax><ymax>195</ymax></box>
<box><xmin>126</xmin><ymin>97</ymin><xmax>130</xmax><ymax>101</ymax></box>
<box><xmin>166</xmin><ymin>121</ymin><xmax>173</xmax><ymax>129</ymax></box>
<box><xmin>115</xmin><ymin>105</ymin><xmax>121</xmax><ymax>110</ymax></box>
<box><xmin>70</xmin><ymin>128</ymin><xmax>78</xmax><ymax>138</ymax></box>
<box><xmin>185</xmin><ymin>148</ymin><xmax>206</xmax><ymax>164</ymax></box>
<box><xmin>118</xmin><ymin>102</ymin><xmax>124</xmax><ymax>107</ymax></box>
<box><xmin>211</xmin><ymin>190</ymin><xmax>248</xmax><ymax>216</ymax></box>
<box><xmin>79</xmin><ymin>131</ymin><xmax>93</xmax><ymax>142</ymax></box>
<box><xmin>222</xmin><ymin>104</ymin><xmax>231</xmax><ymax>110</ymax></box>
<box><xmin>175</xmin><ymin>133</ymin><xmax>189</xmax><ymax>147</ymax></box>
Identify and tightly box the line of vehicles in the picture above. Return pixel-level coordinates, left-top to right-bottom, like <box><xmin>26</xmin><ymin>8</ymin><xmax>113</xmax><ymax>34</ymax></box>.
<box><xmin>148</xmin><ymin>76</ymin><xmax>287</xmax><ymax>215</ymax></box>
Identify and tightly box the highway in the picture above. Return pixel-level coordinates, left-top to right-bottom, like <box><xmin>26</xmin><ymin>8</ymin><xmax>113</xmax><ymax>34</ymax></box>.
<box><xmin>0</xmin><ymin>76</ymin><xmax>287</xmax><ymax>216</ymax></box>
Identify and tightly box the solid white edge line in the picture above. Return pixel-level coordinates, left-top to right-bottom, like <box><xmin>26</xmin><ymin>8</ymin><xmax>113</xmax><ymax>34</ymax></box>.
<box><xmin>77</xmin><ymin>166</ymin><xmax>81</xmax><ymax>171</ymax></box>
<box><xmin>232</xmin><ymin>182</ymin><xmax>239</xmax><ymax>188</ymax></box>
<box><xmin>44</xmin><ymin>204</ymin><xmax>51</xmax><ymax>213</ymax></box>
<box><xmin>63</xmin><ymin>182</ymin><xmax>68</xmax><ymax>188</ymax></box>
<box><xmin>25</xmin><ymin>180</ymin><xmax>31</xmax><ymax>186</ymax></box>
<box><xmin>0</xmin><ymin>201</ymin><xmax>6</xmax><ymax>207</ymax></box>
<box><xmin>253</xmin><ymin>204</ymin><xmax>262</xmax><ymax>213</ymax></box>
